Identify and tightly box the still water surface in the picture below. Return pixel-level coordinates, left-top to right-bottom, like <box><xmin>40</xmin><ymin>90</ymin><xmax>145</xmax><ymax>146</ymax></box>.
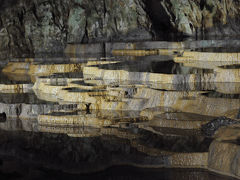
<box><xmin>0</xmin><ymin>41</ymin><xmax>240</xmax><ymax>179</ymax></box>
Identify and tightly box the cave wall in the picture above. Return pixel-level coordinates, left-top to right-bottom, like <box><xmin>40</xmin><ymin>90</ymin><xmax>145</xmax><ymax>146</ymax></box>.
<box><xmin>158</xmin><ymin>0</ymin><xmax>240</xmax><ymax>36</ymax></box>
<box><xmin>0</xmin><ymin>0</ymin><xmax>240</xmax><ymax>57</ymax></box>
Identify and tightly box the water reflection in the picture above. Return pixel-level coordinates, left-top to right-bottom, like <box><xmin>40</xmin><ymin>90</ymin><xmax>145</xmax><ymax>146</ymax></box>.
<box><xmin>0</xmin><ymin>162</ymin><xmax>236</xmax><ymax>180</ymax></box>
<box><xmin>1</xmin><ymin>41</ymin><xmax>240</xmax><ymax>179</ymax></box>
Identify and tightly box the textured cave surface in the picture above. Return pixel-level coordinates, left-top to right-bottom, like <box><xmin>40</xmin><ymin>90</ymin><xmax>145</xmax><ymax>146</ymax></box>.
<box><xmin>0</xmin><ymin>0</ymin><xmax>240</xmax><ymax>57</ymax></box>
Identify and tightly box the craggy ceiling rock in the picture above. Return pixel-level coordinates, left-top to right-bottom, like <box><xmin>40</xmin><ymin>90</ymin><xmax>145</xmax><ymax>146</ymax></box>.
<box><xmin>0</xmin><ymin>0</ymin><xmax>152</xmax><ymax>56</ymax></box>
<box><xmin>157</xmin><ymin>0</ymin><xmax>240</xmax><ymax>36</ymax></box>
<box><xmin>0</xmin><ymin>0</ymin><xmax>240</xmax><ymax>56</ymax></box>
<box><xmin>0</xmin><ymin>0</ymin><xmax>71</xmax><ymax>56</ymax></box>
<box><xmin>68</xmin><ymin>0</ymin><xmax>152</xmax><ymax>43</ymax></box>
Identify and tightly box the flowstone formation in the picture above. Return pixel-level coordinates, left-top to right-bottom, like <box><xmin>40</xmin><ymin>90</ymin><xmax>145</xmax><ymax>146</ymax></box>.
<box><xmin>1</xmin><ymin>40</ymin><xmax>240</xmax><ymax>179</ymax></box>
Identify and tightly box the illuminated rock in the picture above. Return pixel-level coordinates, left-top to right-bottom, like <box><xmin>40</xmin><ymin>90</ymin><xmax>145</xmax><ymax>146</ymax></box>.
<box><xmin>149</xmin><ymin>112</ymin><xmax>212</xmax><ymax>129</ymax></box>
<box><xmin>168</xmin><ymin>153</ymin><xmax>208</xmax><ymax>168</ymax></box>
<box><xmin>2</xmin><ymin>62</ymin><xmax>30</xmax><ymax>74</ymax></box>
<box><xmin>4</xmin><ymin>41</ymin><xmax>240</xmax><ymax>178</ymax></box>
<box><xmin>83</xmin><ymin>66</ymin><xmax>200</xmax><ymax>84</ymax></box>
<box><xmin>2</xmin><ymin>62</ymin><xmax>86</xmax><ymax>82</ymax></box>
<box><xmin>138</xmin><ymin>89</ymin><xmax>240</xmax><ymax>118</ymax></box>
<box><xmin>29</xmin><ymin>63</ymin><xmax>84</xmax><ymax>76</ymax></box>
<box><xmin>215</xmin><ymin>68</ymin><xmax>240</xmax><ymax>83</ymax></box>
<box><xmin>170</xmin><ymin>93</ymin><xmax>240</xmax><ymax>117</ymax></box>
<box><xmin>208</xmin><ymin>140</ymin><xmax>240</xmax><ymax>178</ymax></box>
<box><xmin>175</xmin><ymin>51</ymin><xmax>240</xmax><ymax>62</ymax></box>
<box><xmin>38</xmin><ymin>125</ymin><xmax>101</xmax><ymax>137</ymax></box>
<box><xmin>213</xmin><ymin>124</ymin><xmax>240</xmax><ymax>141</ymax></box>
<box><xmin>33</xmin><ymin>73</ymin><xmax>240</xmax><ymax>116</ymax></box>
<box><xmin>112</xmin><ymin>49</ymin><xmax>159</xmax><ymax>56</ymax></box>
<box><xmin>112</xmin><ymin>49</ymin><xmax>183</xmax><ymax>56</ymax></box>
<box><xmin>37</xmin><ymin>110</ymin><xmax>145</xmax><ymax>127</ymax></box>
<box><xmin>214</xmin><ymin>83</ymin><xmax>240</xmax><ymax>94</ymax></box>
<box><xmin>38</xmin><ymin>114</ymin><xmax>115</xmax><ymax>127</ymax></box>
<box><xmin>182</xmin><ymin>61</ymin><xmax>240</xmax><ymax>70</ymax></box>
<box><xmin>140</xmin><ymin>107</ymin><xmax>178</xmax><ymax>120</ymax></box>
<box><xmin>0</xmin><ymin>84</ymin><xmax>32</xmax><ymax>93</ymax></box>
<box><xmin>224</xmin><ymin>109</ymin><xmax>240</xmax><ymax>119</ymax></box>
<box><xmin>64</xmin><ymin>43</ymin><xmax>104</xmax><ymax>55</ymax></box>
<box><xmin>106</xmin><ymin>41</ymin><xmax>184</xmax><ymax>53</ymax></box>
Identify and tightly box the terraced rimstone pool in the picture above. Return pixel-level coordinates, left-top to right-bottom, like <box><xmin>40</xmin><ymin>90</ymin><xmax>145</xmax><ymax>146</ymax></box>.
<box><xmin>2</xmin><ymin>40</ymin><xmax>240</xmax><ymax>179</ymax></box>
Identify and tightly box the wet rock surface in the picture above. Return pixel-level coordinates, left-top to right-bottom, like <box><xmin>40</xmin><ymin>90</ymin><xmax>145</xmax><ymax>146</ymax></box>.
<box><xmin>201</xmin><ymin>116</ymin><xmax>240</xmax><ymax>136</ymax></box>
<box><xmin>1</xmin><ymin>40</ymin><xmax>240</xmax><ymax>179</ymax></box>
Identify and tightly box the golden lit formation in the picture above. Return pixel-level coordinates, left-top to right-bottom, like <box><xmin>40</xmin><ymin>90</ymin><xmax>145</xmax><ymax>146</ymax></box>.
<box><xmin>1</xmin><ymin>41</ymin><xmax>240</xmax><ymax>178</ymax></box>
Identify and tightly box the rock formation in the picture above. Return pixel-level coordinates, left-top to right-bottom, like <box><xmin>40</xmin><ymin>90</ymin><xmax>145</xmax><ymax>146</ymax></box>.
<box><xmin>1</xmin><ymin>40</ymin><xmax>240</xmax><ymax>178</ymax></box>
<box><xmin>0</xmin><ymin>0</ymin><xmax>240</xmax><ymax>57</ymax></box>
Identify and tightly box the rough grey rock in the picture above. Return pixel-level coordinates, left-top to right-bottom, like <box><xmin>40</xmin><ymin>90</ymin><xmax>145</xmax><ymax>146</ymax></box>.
<box><xmin>0</xmin><ymin>0</ymin><xmax>152</xmax><ymax>57</ymax></box>
<box><xmin>154</xmin><ymin>0</ymin><xmax>240</xmax><ymax>37</ymax></box>
<box><xmin>68</xmin><ymin>0</ymin><xmax>152</xmax><ymax>43</ymax></box>
<box><xmin>201</xmin><ymin>116</ymin><xmax>239</xmax><ymax>136</ymax></box>
<box><xmin>0</xmin><ymin>0</ymin><xmax>240</xmax><ymax>57</ymax></box>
